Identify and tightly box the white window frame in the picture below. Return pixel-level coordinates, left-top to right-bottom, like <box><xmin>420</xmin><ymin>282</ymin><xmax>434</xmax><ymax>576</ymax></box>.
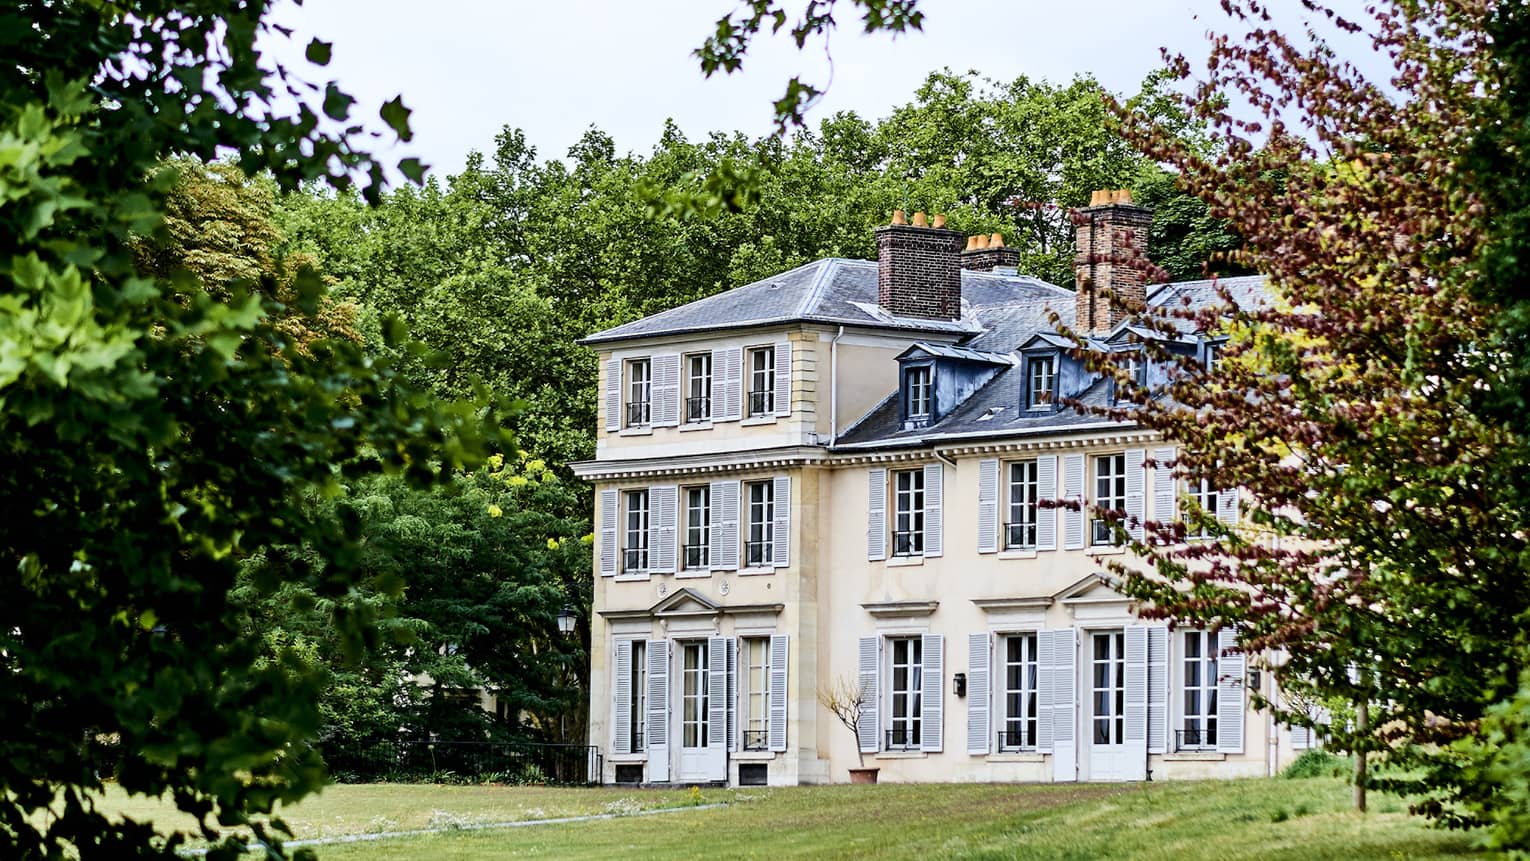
<box><xmin>623</xmin><ymin>489</ymin><xmax>650</xmax><ymax>572</ymax></box>
<box><xmin>1027</xmin><ymin>355</ymin><xmax>1056</xmax><ymax>410</ymax></box>
<box><xmin>1006</xmin><ymin>459</ymin><xmax>1039</xmax><ymax>549</ymax></box>
<box><xmin>1092</xmin><ymin>453</ymin><xmax>1127</xmax><ymax>546</ymax></box>
<box><xmin>631</xmin><ymin>640</ymin><xmax>647</xmax><ymax>751</ymax></box>
<box><xmin>1000</xmin><ymin>632</ymin><xmax>1040</xmax><ymax>751</ymax></box>
<box><xmin>683</xmin><ymin>485</ymin><xmax>710</xmax><ymax>570</ymax></box>
<box><xmin>747</xmin><ymin>346</ymin><xmax>776</xmax><ymax>417</ymax></box>
<box><xmin>685</xmin><ymin>352</ymin><xmax>712</xmax><ymax>423</ymax></box>
<box><xmin>626</xmin><ymin>358</ymin><xmax>652</xmax><ymax>428</ymax></box>
<box><xmin>892</xmin><ymin>469</ymin><xmax>925</xmax><ymax>557</ymax></box>
<box><xmin>1090</xmin><ymin>631</ymin><xmax>1126</xmax><ymax>746</ymax></box>
<box><xmin>1188</xmin><ymin>477</ymin><xmax>1219</xmax><ymax>539</ymax></box>
<box><xmin>1205</xmin><ymin>341</ymin><xmax>1225</xmax><ymax>374</ymax></box>
<box><xmin>906</xmin><ymin>365</ymin><xmax>932</xmax><ymax>420</ymax></box>
<box><xmin>743</xmin><ymin>636</ymin><xmax>771</xmax><ymax>751</ymax></box>
<box><xmin>888</xmin><ymin>636</ymin><xmax>923</xmax><ymax>750</ymax></box>
<box><xmin>744</xmin><ymin>480</ymin><xmax>774</xmax><ymax>569</ymax></box>
<box><xmin>681</xmin><ymin>640</ymin><xmax>710</xmax><ymax>749</ymax></box>
<box><xmin>1180</xmin><ymin>630</ymin><xmax>1219</xmax><ymax>751</ymax></box>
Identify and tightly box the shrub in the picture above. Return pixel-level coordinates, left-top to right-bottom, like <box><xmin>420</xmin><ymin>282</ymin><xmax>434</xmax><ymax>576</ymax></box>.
<box><xmin>1283</xmin><ymin>749</ymin><xmax>1352</xmax><ymax>780</ymax></box>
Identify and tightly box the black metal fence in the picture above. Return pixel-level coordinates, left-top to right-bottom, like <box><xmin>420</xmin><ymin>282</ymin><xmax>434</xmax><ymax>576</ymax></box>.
<box><xmin>320</xmin><ymin>739</ymin><xmax>602</xmax><ymax>785</ymax></box>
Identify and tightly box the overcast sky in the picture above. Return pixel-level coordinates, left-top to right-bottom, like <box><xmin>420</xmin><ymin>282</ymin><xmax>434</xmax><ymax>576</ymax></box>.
<box><xmin>266</xmin><ymin>1</ymin><xmax>1376</xmax><ymax>181</ymax></box>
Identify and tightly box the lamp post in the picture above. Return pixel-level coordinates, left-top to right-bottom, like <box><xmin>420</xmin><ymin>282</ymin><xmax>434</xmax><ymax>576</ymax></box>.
<box><xmin>556</xmin><ymin>605</ymin><xmax>576</xmax><ymax>637</ymax></box>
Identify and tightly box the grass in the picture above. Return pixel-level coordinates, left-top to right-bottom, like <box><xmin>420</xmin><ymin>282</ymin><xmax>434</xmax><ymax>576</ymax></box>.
<box><xmin>86</xmin><ymin>778</ymin><xmax>1485</xmax><ymax>859</ymax></box>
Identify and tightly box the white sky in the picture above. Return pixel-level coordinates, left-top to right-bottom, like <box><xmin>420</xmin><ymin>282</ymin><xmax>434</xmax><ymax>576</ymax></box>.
<box><xmin>265</xmin><ymin>0</ymin><xmax>1379</xmax><ymax>180</ymax></box>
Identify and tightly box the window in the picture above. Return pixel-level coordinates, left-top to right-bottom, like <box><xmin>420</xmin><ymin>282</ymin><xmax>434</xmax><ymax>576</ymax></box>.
<box><xmin>888</xmin><ymin>637</ymin><xmax>923</xmax><ymax>749</ymax></box>
<box><xmin>1001</xmin><ymin>633</ymin><xmax>1039</xmax><ymax>750</ymax></box>
<box><xmin>623</xmin><ymin>489</ymin><xmax>649</xmax><ymax>572</ymax></box>
<box><xmin>743</xmin><ymin>637</ymin><xmax>771</xmax><ymax>750</ymax></box>
<box><xmin>626</xmin><ymin>358</ymin><xmax>651</xmax><ymax>427</ymax></box>
<box><xmin>905</xmin><ymin>365</ymin><xmax>932</xmax><ymax>420</ymax></box>
<box><xmin>1027</xmin><ymin>355</ymin><xmax>1056</xmax><ymax>409</ymax></box>
<box><xmin>1205</xmin><ymin>341</ymin><xmax>1225</xmax><ymax>374</ymax></box>
<box><xmin>1006</xmin><ymin>459</ymin><xmax>1039</xmax><ymax>549</ymax></box>
<box><xmin>683</xmin><ymin>486</ymin><xmax>710</xmax><ymax>569</ymax></box>
<box><xmin>630</xmin><ymin>640</ymin><xmax>647</xmax><ymax>751</ymax></box>
<box><xmin>681</xmin><ymin>641</ymin><xmax>709</xmax><ymax>748</ymax></box>
<box><xmin>1122</xmin><ymin>350</ymin><xmax>1143</xmax><ymax>388</ymax></box>
<box><xmin>1092</xmin><ymin>453</ymin><xmax>1127</xmax><ymax>545</ymax></box>
<box><xmin>1181</xmin><ymin>631</ymin><xmax>1219</xmax><ymax>750</ymax></box>
<box><xmin>685</xmin><ymin>353</ymin><xmax>712</xmax><ymax>423</ymax></box>
<box><xmin>892</xmin><ymin>469</ymin><xmax>925</xmax><ymax>557</ymax></box>
<box><xmin>748</xmin><ymin>346</ymin><xmax>775</xmax><ymax>416</ymax></box>
<box><xmin>1188</xmin><ymin>477</ymin><xmax>1219</xmax><ymax>539</ymax></box>
<box><xmin>1091</xmin><ymin>631</ymin><xmax>1126</xmax><ymax>745</ymax></box>
<box><xmin>744</xmin><ymin>481</ymin><xmax>775</xmax><ymax>567</ymax></box>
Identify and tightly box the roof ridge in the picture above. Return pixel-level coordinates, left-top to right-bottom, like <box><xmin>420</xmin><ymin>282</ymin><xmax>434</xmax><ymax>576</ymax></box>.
<box><xmin>796</xmin><ymin>258</ymin><xmax>838</xmax><ymax>317</ymax></box>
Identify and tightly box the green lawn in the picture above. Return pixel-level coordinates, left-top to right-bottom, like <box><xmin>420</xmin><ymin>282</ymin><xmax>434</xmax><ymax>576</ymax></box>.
<box><xmin>89</xmin><ymin>778</ymin><xmax>1486</xmax><ymax>859</ymax></box>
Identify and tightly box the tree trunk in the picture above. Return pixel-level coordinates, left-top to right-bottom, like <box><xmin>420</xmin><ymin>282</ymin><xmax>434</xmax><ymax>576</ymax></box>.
<box><xmin>1354</xmin><ymin>696</ymin><xmax>1368</xmax><ymax>813</ymax></box>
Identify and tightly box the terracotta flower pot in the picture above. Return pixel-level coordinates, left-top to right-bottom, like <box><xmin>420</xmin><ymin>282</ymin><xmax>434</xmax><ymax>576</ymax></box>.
<box><xmin>848</xmin><ymin>767</ymin><xmax>879</xmax><ymax>784</ymax></box>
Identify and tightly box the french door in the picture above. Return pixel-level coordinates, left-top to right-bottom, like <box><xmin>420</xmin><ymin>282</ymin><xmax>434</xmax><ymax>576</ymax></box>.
<box><xmin>1088</xmin><ymin>631</ymin><xmax>1131</xmax><ymax>781</ymax></box>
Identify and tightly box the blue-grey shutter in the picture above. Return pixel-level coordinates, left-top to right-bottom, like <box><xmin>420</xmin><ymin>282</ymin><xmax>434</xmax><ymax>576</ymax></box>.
<box><xmin>867</xmin><ymin>468</ymin><xmax>887</xmax><ymax>561</ymax></box>
<box><xmin>967</xmin><ymin>632</ymin><xmax>992</xmax><ymax>755</ymax></box>
<box><xmin>924</xmin><ymin>463</ymin><xmax>944</xmax><ymax>558</ymax></box>
<box><xmin>708</xmin><ymin>636</ymin><xmax>728</xmax><ymax>748</ymax></box>
<box><xmin>977</xmin><ymin>459</ymin><xmax>999</xmax><ymax>554</ymax></box>
<box><xmin>1036</xmin><ymin>632</ymin><xmax>1055</xmax><ymax>754</ymax></box>
<box><xmin>604</xmin><ymin>357</ymin><xmax>621</xmax><ymax>432</ymax></box>
<box><xmin>773</xmin><ymin>340</ymin><xmax>792</xmax><ymax>417</ymax></box>
<box><xmin>613</xmin><ymin>640</ymin><xmax>633</xmax><ymax>754</ymax></box>
<box><xmin>769</xmin><ymin>634</ymin><xmax>789</xmax><ymax>752</ymax></box>
<box><xmin>726</xmin><ymin>638</ymin><xmax>738</xmax><ymax>752</ymax></box>
<box><xmin>1125</xmin><ymin>448</ymin><xmax>1146</xmax><ymax>543</ymax></box>
<box><xmin>598</xmin><ymin>489</ymin><xmax>618</xmax><ymax>577</ymax></box>
<box><xmin>711</xmin><ymin>480</ymin><xmax>740</xmax><ymax>572</ymax></box>
<box><xmin>1124</xmin><ymin>625</ymin><xmax>1149</xmax><ymax>779</ymax></box>
<box><xmin>646</xmin><ymin>640</ymin><xmax>670</xmax><ymax>781</ymax></box>
<box><xmin>1217</xmin><ymin>487</ymin><xmax>1240</xmax><ymax>527</ymax></box>
<box><xmin>650</xmin><ymin>485</ymin><xmax>678</xmax><ymax>574</ymax></box>
<box><xmin>857</xmin><ymin>636</ymin><xmax>880</xmax><ymax>753</ymax></box>
<box><xmin>1290</xmin><ymin>720</ymin><xmax>1312</xmax><ymax>750</ymax></box>
<box><xmin>921</xmin><ymin>633</ymin><xmax>944</xmax><ymax>752</ymax></box>
<box><xmin>653</xmin><ymin>354</ymin><xmax>681</xmax><ymax>427</ymax></box>
<box><xmin>1048</xmin><ymin>628</ymin><xmax>1078</xmax><ymax>782</ymax></box>
<box><xmin>1216</xmin><ymin>628</ymin><xmax>1246</xmax><ymax>754</ymax></box>
<box><xmin>772</xmin><ymin>475</ymin><xmax>791</xmax><ymax>567</ymax></box>
<box><xmin>1036</xmin><ymin>455</ymin><xmax>1058</xmax><ymax>551</ymax></box>
<box><xmin>1062</xmin><ymin>454</ymin><xmax>1086</xmax><ymax>550</ymax></box>
<box><xmin>1153</xmin><ymin>447</ymin><xmax>1177</xmax><ymax>528</ymax></box>
<box><xmin>1147</xmin><ymin>626</ymin><xmax>1169</xmax><ymax>754</ymax></box>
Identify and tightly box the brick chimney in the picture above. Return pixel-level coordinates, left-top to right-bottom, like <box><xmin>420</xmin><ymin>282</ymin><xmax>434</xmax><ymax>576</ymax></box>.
<box><xmin>1075</xmin><ymin>189</ymin><xmax>1152</xmax><ymax>334</ymax></box>
<box><xmin>960</xmin><ymin>233</ymin><xmax>1021</xmax><ymax>272</ymax></box>
<box><xmin>876</xmin><ymin>210</ymin><xmax>965</xmax><ymax>320</ymax></box>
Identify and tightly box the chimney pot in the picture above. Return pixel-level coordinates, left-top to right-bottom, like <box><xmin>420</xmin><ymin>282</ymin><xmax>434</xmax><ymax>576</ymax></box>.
<box><xmin>912</xmin><ymin>211</ymin><xmax>928</xmax><ymax>227</ymax></box>
<box><xmin>892</xmin><ymin>209</ymin><xmax>907</xmax><ymax>225</ymax></box>
<box><xmin>990</xmin><ymin>232</ymin><xmax>1004</xmax><ymax>248</ymax></box>
<box><xmin>932</xmin><ymin>213</ymin><xmax>946</xmax><ymax>229</ymax></box>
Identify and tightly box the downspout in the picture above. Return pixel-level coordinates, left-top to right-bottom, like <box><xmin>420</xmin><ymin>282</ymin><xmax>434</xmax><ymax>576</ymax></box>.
<box><xmin>933</xmin><ymin>447</ymin><xmax>957</xmax><ymax>470</ymax></box>
<box><xmin>829</xmin><ymin>325</ymin><xmax>845</xmax><ymax>445</ymax></box>
<box><xmin>1267</xmin><ymin>533</ymin><xmax>1282</xmax><ymax>777</ymax></box>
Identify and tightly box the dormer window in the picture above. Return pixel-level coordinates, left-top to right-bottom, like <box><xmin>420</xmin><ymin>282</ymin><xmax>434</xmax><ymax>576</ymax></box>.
<box><xmin>905</xmin><ymin>366</ymin><xmax>932</xmax><ymax>421</ymax></box>
<box><xmin>1026</xmin><ymin>355</ymin><xmax>1056</xmax><ymax>410</ymax></box>
<box><xmin>1205</xmin><ymin>341</ymin><xmax>1225</xmax><ymax>374</ymax></box>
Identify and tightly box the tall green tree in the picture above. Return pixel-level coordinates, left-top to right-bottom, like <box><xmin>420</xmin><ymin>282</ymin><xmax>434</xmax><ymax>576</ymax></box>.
<box><xmin>0</xmin><ymin>2</ymin><xmax>500</xmax><ymax>859</ymax></box>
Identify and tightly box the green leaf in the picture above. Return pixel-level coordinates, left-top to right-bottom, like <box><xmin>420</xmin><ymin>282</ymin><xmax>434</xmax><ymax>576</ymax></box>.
<box><xmin>379</xmin><ymin>96</ymin><xmax>413</xmax><ymax>142</ymax></box>
<box><xmin>305</xmin><ymin>38</ymin><xmax>332</xmax><ymax>66</ymax></box>
<box><xmin>322</xmin><ymin>83</ymin><xmax>355</xmax><ymax>121</ymax></box>
<box><xmin>398</xmin><ymin>158</ymin><xmax>427</xmax><ymax>184</ymax></box>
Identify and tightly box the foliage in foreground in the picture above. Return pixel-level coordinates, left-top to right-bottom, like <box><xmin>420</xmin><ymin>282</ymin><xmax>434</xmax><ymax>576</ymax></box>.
<box><xmin>0</xmin><ymin>2</ymin><xmax>502</xmax><ymax>859</ymax></box>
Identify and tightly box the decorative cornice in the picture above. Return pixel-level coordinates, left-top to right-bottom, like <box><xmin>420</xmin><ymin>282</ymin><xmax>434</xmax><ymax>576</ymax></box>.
<box><xmin>598</xmin><ymin>601</ymin><xmax>785</xmax><ymax>621</ymax></box>
<box><xmin>971</xmin><ymin>597</ymin><xmax>1055</xmax><ymax>612</ymax></box>
<box><xmin>860</xmin><ymin>600</ymin><xmax>940</xmax><ymax>618</ymax></box>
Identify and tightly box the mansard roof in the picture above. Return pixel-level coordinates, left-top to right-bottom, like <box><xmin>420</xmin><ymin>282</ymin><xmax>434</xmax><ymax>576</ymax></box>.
<box><xmin>579</xmin><ymin>259</ymin><xmax>1073</xmax><ymax>345</ymax></box>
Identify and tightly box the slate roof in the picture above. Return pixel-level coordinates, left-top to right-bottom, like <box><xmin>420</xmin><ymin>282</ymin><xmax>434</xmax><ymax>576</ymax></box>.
<box><xmin>579</xmin><ymin>249</ymin><xmax>1268</xmax><ymax>448</ymax></box>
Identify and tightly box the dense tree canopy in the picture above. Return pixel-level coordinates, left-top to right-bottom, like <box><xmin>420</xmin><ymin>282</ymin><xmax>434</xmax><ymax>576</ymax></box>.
<box><xmin>0</xmin><ymin>2</ymin><xmax>502</xmax><ymax>859</ymax></box>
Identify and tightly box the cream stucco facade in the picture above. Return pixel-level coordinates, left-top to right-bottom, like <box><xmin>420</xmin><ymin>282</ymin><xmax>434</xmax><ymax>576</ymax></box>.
<box><xmin>573</xmin><ymin>215</ymin><xmax>1309</xmax><ymax>787</ymax></box>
